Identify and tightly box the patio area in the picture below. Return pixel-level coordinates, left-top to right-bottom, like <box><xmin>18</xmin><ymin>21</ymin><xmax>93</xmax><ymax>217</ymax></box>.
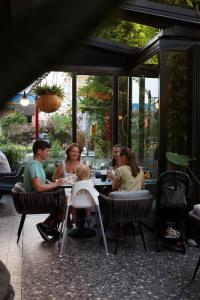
<box><xmin>1</xmin><ymin>194</ymin><xmax>200</xmax><ymax>300</ymax></box>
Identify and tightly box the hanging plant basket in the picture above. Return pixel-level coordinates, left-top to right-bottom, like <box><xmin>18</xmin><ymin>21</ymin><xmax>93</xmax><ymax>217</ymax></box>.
<box><xmin>32</xmin><ymin>84</ymin><xmax>65</xmax><ymax>113</ymax></box>
<box><xmin>37</xmin><ymin>94</ymin><xmax>61</xmax><ymax>113</ymax></box>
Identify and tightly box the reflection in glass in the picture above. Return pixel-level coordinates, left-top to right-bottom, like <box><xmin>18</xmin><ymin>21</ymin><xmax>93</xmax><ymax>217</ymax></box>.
<box><xmin>118</xmin><ymin>76</ymin><xmax>129</xmax><ymax>146</ymax></box>
<box><xmin>131</xmin><ymin>75</ymin><xmax>159</xmax><ymax>179</ymax></box>
<box><xmin>77</xmin><ymin>75</ymin><xmax>113</xmax><ymax>164</ymax></box>
<box><xmin>165</xmin><ymin>50</ymin><xmax>188</xmax><ymax>155</ymax></box>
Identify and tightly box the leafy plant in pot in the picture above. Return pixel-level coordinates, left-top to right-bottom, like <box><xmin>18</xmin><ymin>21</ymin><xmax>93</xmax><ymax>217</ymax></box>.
<box><xmin>33</xmin><ymin>84</ymin><xmax>65</xmax><ymax>113</ymax></box>
<box><xmin>166</xmin><ymin>152</ymin><xmax>200</xmax><ymax>185</ymax></box>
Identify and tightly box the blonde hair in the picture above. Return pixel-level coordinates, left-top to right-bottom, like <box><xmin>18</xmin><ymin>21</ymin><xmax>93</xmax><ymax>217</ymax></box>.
<box><xmin>76</xmin><ymin>164</ymin><xmax>90</xmax><ymax>181</ymax></box>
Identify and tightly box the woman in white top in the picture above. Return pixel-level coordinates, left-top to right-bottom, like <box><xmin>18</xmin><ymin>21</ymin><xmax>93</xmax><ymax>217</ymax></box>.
<box><xmin>52</xmin><ymin>143</ymin><xmax>82</xmax><ymax>182</ymax></box>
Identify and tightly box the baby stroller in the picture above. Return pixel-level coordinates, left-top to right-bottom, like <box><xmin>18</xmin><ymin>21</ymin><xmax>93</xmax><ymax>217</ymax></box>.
<box><xmin>156</xmin><ymin>170</ymin><xmax>192</xmax><ymax>252</ymax></box>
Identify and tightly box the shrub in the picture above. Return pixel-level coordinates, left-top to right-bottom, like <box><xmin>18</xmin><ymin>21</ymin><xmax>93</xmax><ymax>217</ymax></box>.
<box><xmin>0</xmin><ymin>144</ymin><xmax>28</xmax><ymax>170</ymax></box>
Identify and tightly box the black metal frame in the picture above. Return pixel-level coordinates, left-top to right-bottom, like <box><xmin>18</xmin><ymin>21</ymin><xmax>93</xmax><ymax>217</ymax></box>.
<box><xmin>1</xmin><ymin>0</ymin><xmax>200</xmax><ymax>177</ymax></box>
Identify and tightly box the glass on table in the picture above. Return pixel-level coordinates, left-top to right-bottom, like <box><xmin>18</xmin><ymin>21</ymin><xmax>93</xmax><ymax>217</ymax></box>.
<box><xmin>100</xmin><ymin>169</ymin><xmax>107</xmax><ymax>181</ymax></box>
<box><xmin>64</xmin><ymin>175</ymin><xmax>73</xmax><ymax>184</ymax></box>
<box><xmin>107</xmin><ymin>166</ymin><xmax>115</xmax><ymax>181</ymax></box>
<box><xmin>90</xmin><ymin>169</ymin><xmax>96</xmax><ymax>179</ymax></box>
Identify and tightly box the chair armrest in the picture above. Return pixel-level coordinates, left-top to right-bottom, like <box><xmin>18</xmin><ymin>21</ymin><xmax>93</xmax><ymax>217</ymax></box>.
<box><xmin>188</xmin><ymin>211</ymin><xmax>200</xmax><ymax>244</ymax></box>
<box><xmin>0</xmin><ymin>166</ymin><xmax>24</xmax><ymax>184</ymax></box>
<box><xmin>0</xmin><ymin>171</ymin><xmax>17</xmax><ymax>177</ymax></box>
<box><xmin>99</xmin><ymin>193</ymin><xmax>111</xmax><ymax>201</ymax></box>
<box><xmin>11</xmin><ymin>189</ymin><xmax>60</xmax><ymax>214</ymax></box>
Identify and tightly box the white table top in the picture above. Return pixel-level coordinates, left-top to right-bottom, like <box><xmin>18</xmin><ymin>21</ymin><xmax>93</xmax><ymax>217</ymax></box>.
<box><xmin>60</xmin><ymin>178</ymin><xmax>112</xmax><ymax>188</ymax></box>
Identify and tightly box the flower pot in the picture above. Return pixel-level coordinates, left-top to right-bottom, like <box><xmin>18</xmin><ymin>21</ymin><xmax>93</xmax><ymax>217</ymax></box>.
<box><xmin>37</xmin><ymin>94</ymin><xmax>61</xmax><ymax>113</ymax></box>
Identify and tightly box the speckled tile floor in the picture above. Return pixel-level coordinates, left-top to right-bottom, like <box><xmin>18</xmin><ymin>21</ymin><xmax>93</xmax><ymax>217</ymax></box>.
<box><xmin>0</xmin><ymin>194</ymin><xmax>200</xmax><ymax>300</ymax></box>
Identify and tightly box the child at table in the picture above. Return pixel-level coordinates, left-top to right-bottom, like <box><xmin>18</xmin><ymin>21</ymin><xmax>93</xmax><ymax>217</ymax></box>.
<box><xmin>71</xmin><ymin>164</ymin><xmax>96</xmax><ymax>224</ymax></box>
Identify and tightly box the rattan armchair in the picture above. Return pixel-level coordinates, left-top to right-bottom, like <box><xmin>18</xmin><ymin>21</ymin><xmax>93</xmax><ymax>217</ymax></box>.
<box><xmin>11</xmin><ymin>182</ymin><xmax>60</xmax><ymax>243</ymax></box>
<box><xmin>100</xmin><ymin>190</ymin><xmax>152</xmax><ymax>254</ymax></box>
<box><xmin>188</xmin><ymin>208</ymin><xmax>200</xmax><ymax>280</ymax></box>
<box><xmin>0</xmin><ymin>164</ymin><xmax>24</xmax><ymax>197</ymax></box>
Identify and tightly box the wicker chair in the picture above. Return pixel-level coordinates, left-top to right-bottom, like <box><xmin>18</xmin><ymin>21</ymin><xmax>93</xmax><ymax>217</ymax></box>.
<box><xmin>0</xmin><ymin>164</ymin><xmax>24</xmax><ymax>197</ymax></box>
<box><xmin>100</xmin><ymin>190</ymin><xmax>152</xmax><ymax>254</ymax></box>
<box><xmin>188</xmin><ymin>207</ymin><xmax>200</xmax><ymax>280</ymax></box>
<box><xmin>11</xmin><ymin>182</ymin><xmax>61</xmax><ymax>243</ymax></box>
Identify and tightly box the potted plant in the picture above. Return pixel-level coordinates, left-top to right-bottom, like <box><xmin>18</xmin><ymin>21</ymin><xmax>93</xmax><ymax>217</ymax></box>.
<box><xmin>166</xmin><ymin>152</ymin><xmax>200</xmax><ymax>185</ymax></box>
<box><xmin>33</xmin><ymin>84</ymin><xmax>65</xmax><ymax>113</ymax></box>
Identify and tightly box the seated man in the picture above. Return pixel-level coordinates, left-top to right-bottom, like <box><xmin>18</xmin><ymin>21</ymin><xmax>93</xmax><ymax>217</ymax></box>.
<box><xmin>23</xmin><ymin>140</ymin><xmax>65</xmax><ymax>241</ymax></box>
<box><xmin>0</xmin><ymin>150</ymin><xmax>11</xmax><ymax>173</ymax></box>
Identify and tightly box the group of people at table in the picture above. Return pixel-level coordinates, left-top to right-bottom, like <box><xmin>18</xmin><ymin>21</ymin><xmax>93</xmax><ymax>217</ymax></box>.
<box><xmin>22</xmin><ymin>141</ymin><xmax>145</xmax><ymax>242</ymax></box>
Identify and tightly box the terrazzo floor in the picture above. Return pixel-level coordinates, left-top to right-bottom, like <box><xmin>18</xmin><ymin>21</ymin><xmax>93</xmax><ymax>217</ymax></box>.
<box><xmin>0</xmin><ymin>194</ymin><xmax>200</xmax><ymax>300</ymax></box>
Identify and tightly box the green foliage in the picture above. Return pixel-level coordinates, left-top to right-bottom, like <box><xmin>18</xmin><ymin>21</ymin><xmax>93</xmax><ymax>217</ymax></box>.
<box><xmin>40</xmin><ymin>113</ymin><xmax>72</xmax><ymax>145</ymax></box>
<box><xmin>166</xmin><ymin>152</ymin><xmax>191</xmax><ymax>166</ymax></box>
<box><xmin>0</xmin><ymin>143</ymin><xmax>28</xmax><ymax>169</ymax></box>
<box><xmin>78</xmin><ymin>76</ymin><xmax>112</xmax><ymax>156</ymax></box>
<box><xmin>166</xmin><ymin>151</ymin><xmax>200</xmax><ymax>185</ymax></box>
<box><xmin>94</xmin><ymin>20</ymin><xmax>158</xmax><ymax>47</ymax></box>
<box><xmin>166</xmin><ymin>51</ymin><xmax>188</xmax><ymax>154</ymax></box>
<box><xmin>1</xmin><ymin>111</ymin><xmax>27</xmax><ymax>137</ymax></box>
<box><xmin>49</xmin><ymin>140</ymin><xmax>62</xmax><ymax>158</ymax></box>
<box><xmin>149</xmin><ymin>0</ymin><xmax>199</xmax><ymax>10</ymax></box>
<box><xmin>78</xmin><ymin>76</ymin><xmax>112</xmax><ymax>111</ymax></box>
<box><xmin>7</xmin><ymin>123</ymin><xmax>34</xmax><ymax>145</ymax></box>
<box><xmin>33</xmin><ymin>84</ymin><xmax>65</xmax><ymax>101</ymax></box>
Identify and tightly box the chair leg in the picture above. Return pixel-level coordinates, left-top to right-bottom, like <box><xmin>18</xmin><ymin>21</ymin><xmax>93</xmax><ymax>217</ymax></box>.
<box><xmin>138</xmin><ymin>222</ymin><xmax>147</xmax><ymax>252</ymax></box>
<box><xmin>179</xmin><ymin>222</ymin><xmax>186</xmax><ymax>253</ymax></box>
<box><xmin>17</xmin><ymin>214</ymin><xmax>26</xmax><ymax>243</ymax></box>
<box><xmin>99</xmin><ymin>220</ymin><xmax>108</xmax><ymax>242</ymax></box>
<box><xmin>59</xmin><ymin>205</ymin><xmax>69</xmax><ymax>258</ymax></box>
<box><xmin>97</xmin><ymin>205</ymin><xmax>108</xmax><ymax>255</ymax></box>
<box><xmin>60</xmin><ymin>204</ymin><xmax>67</xmax><ymax>232</ymax></box>
<box><xmin>114</xmin><ymin>223</ymin><xmax>120</xmax><ymax>255</ymax></box>
<box><xmin>130</xmin><ymin>223</ymin><xmax>136</xmax><ymax>240</ymax></box>
<box><xmin>192</xmin><ymin>254</ymin><xmax>200</xmax><ymax>281</ymax></box>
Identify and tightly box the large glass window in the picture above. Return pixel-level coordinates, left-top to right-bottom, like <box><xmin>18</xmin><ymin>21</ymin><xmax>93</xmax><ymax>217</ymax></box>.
<box><xmin>131</xmin><ymin>75</ymin><xmax>159</xmax><ymax>178</ymax></box>
<box><xmin>165</xmin><ymin>50</ymin><xmax>188</xmax><ymax>155</ymax></box>
<box><xmin>77</xmin><ymin>75</ymin><xmax>113</xmax><ymax>166</ymax></box>
<box><xmin>118</xmin><ymin>76</ymin><xmax>129</xmax><ymax>147</ymax></box>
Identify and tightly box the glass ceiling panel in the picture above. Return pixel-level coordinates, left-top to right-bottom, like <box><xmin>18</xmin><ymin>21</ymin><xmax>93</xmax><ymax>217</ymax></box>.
<box><xmin>93</xmin><ymin>20</ymin><xmax>159</xmax><ymax>48</ymax></box>
<box><xmin>147</xmin><ymin>0</ymin><xmax>198</xmax><ymax>10</ymax></box>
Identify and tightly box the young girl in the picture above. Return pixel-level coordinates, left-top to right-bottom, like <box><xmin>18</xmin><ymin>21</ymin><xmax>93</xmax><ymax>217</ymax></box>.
<box><xmin>71</xmin><ymin>164</ymin><xmax>95</xmax><ymax>224</ymax></box>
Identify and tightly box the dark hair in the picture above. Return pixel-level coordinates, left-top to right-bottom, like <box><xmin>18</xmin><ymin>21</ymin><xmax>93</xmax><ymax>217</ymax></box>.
<box><xmin>66</xmin><ymin>143</ymin><xmax>82</xmax><ymax>161</ymax></box>
<box><xmin>33</xmin><ymin>140</ymin><xmax>51</xmax><ymax>155</ymax></box>
<box><xmin>120</xmin><ymin>147</ymin><xmax>140</xmax><ymax>177</ymax></box>
<box><xmin>111</xmin><ymin>144</ymin><xmax>121</xmax><ymax>167</ymax></box>
<box><xmin>113</xmin><ymin>144</ymin><xmax>121</xmax><ymax>149</ymax></box>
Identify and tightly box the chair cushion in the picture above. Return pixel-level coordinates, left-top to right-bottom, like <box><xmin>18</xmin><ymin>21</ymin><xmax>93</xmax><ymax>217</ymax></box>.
<box><xmin>110</xmin><ymin>189</ymin><xmax>151</xmax><ymax>200</ymax></box>
<box><xmin>13</xmin><ymin>182</ymin><xmax>25</xmax><ymax>193</ymax></box>
<box><xmin>193</xmin><ymin>204</ymin><xmax>200</xmax><ymax>217</ymax></box>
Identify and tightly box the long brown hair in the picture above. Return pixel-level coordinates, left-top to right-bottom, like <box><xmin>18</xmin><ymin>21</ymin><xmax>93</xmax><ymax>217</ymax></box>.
<box><xmin>111</xmin><ymin>144</ymin><xmax>121</xmax><ymax>167</ymax></box>
<box><xmin>120</xmin><ymin>147</ymin><xmax>140</xmax><ymax>177</ymax></box>
<box><xmin>66</xmin><ymin>143</ymin><xmax>82</xmax><ymax>161</ymax></box>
